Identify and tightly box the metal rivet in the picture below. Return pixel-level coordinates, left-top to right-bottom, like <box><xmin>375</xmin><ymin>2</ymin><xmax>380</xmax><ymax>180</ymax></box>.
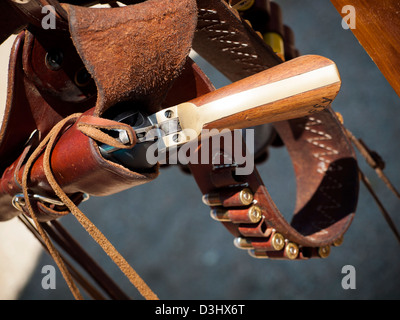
<box><xmin>164</xmin><ymin>110</ymin><xmax>174</xmax><ymax>119</ymax></box>
<box><xmin>74</xmin><ymin>67</ymin><xmax>91</xmax><ymax>87</ymax></box>
<box><xmin>45</xmin><ymin>50</ymin><xmax>63</xmax><ymax>71</ymax></box>
<box><xmin>172</xmin><ymin>133</ymin><xmax>181</xmax><ymax>143</ymax></box>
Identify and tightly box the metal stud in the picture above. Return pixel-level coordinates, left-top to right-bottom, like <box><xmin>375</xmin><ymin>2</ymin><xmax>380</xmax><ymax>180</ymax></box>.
<box><xmin>45</xmin><ymin>50</ymin><xmax>63</xmax><ymax>71</ymax></box>
<box><xmin>74</xmin><ymin>67</ymin><xmax>92</xmax><ymax>87</ymax></box>
<box><xmin>172</xmin><ymin>133</ymin><xmax>181</xmax><ymax>143</ymax></box>
<box><xmin>164</xmin><ymin>109</ymin><xmax>174</xmax><ymax>119</ymax></box>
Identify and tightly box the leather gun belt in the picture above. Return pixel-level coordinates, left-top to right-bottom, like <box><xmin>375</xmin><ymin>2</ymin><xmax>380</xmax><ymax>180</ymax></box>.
<box><xmin>188</xmin><ymin>0</ymin><xmax>359</xmax><ymax>259</ymax></box>
<box><xmin>0</xmin><ymin>0</ymin><xmax>359</xmax><ymax>261</ymax></box>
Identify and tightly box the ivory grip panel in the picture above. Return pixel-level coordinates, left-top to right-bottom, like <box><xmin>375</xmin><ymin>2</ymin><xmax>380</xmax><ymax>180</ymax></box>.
<box><xmin>178</xmin><ymin>55</ymin><xmax>341</xmax><ymax>132</ymax></box>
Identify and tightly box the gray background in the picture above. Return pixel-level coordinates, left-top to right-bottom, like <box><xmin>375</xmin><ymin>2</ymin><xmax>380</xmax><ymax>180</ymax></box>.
<box><xmin>15</xmin><ymin>0</ymin><xmax>400</xmax><ymax>299</ymax></box>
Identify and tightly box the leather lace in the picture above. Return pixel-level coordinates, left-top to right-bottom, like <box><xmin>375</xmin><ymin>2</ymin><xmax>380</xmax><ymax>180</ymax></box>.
<box><xmin>345</xmin><ymin>128</ymin><xmax>400</xmax><ymax>245</ymax></box>
<box><xmin>21</xmin><ymin>113</ymin><xmax>158</xmax><ymax>300</ymax></box>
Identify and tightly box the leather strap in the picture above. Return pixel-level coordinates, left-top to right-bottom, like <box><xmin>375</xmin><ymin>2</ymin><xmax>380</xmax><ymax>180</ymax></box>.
<box><xmin>189</xmin><ymin>0</ymin><xmax>359</xmax><ymax>258</ymax></box>
<box><xmin>0</xmin><ymin>0</ymin><xmax>198</xmax><ymax>221</ymax></box>
<box><xmin>0</xmin><ymin>0</ymin><xmax>359</xmax><ymax>299</ymax></box>
<box><xmin>64</xmin><ymin>0</ymin><xmax>198</xmax><ymax>115</ymax></box>
<box><xmin>0</xmin><ymin>1</ymin><xmax>199</xmax><ymax>299</ymax></box>
<box><xmin>0</xmin><ymin>1</ymin><xmax>154</xmax><ymax>46</ymax></box>
<box><xmin>0</xmin><ymin>1</ymin><xmax>26</xmax><ymax>45</ymax></box>
<box><xmin>4</xmin><ymin>0</ymin><xmax>69</xmax><ymax>32</ymax></box>
<box><xmin>20</xmin><ymin>113</ymin><xmax>158</xmax><ymax>300</ymax></box>
<box><xmin>0</xmin><ymin>29</ymin><xmax>97</xmax><ymax>221</ymax></box>
<box><xmin>193</xmin><ymin>0</ymin><xmax>281</xmax><ymax>81</ymax></box>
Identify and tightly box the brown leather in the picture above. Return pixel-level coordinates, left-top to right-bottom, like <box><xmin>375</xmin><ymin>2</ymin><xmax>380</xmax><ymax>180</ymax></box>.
<box><xmin>0</xmin><ymin>0</ymin><xmax>359</xmax><ymax>258</ymax></box>
<box><xmin>18</xmin><ymin>112</ymin><xmax>159</xmax><ymax>300</ymax></box>
<box><xmin>1</xmin><ymin>58</ymin><xmax>210</xmax><ymax>222</ymax></box>
<box><xmin>1</xmin><ymin>0</ymin><xmax>153</xmax><ymax>43</ymax></box>
<box><xmin>0</xmin><ymin>28</ymin><xmax>97</xmax><ymax>221</ymax></box>
<box><xmin>0</xmin><ymin>0</ymin><xmax>198</xmax><ymax>221</ymax></box>
<box><xmin>0</xmin><ymin>29</ymin><xmax>96</xmax><ymax>174</ymax></box>
<box><xmin>193</xmin><ymin>0</ymin><xmax>281</xmax><ymax>81</ymax></box>
<box><xmin>64</xmin><ymin>0</ymin><xmax>198</xmax><ymax>115</ymax></box>
<box><xmin>4</xmin><ymin>0</ymin><xmax>69</xmax><ymax>31</ymax></box>
<box><xmin>22</xmin><ymin>110</ymin><xmax>157</xmax><ymax>198</ymax></box>
<box><xmin>188</xmin><ymin>0</ymin><xmax>359</xmax><ymax>257</ymax></box>
<box><xmin>0</xmin><ymin>1</ymin><xmax>26</xmax><ymax>45</ymax></box>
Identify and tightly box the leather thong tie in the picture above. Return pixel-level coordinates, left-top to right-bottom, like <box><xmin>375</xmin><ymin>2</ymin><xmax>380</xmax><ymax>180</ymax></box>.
<box><xmin>0</xmin><ymin>0</ymin><xmax>360</xmax><ymax>299</ymax></box>
<box><xmin>0</xmin><ymin>0</ymin><xmax>198</xmax><ymax>299</ymax></box>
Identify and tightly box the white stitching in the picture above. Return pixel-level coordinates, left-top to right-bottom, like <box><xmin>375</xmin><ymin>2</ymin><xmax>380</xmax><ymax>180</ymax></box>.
<box><xmin>197</xmin><ymin>7</ymin><xmax>265</xmax><ymax>73</ymax></box>
<box><xmin>303</xmin><ymin>117</ymin><xmax>339</xmax><ymax>173</ymax></box>
<box><xmin>301</xmin><ymin>117</ymin><xmax>344</xmax><ymax>218</ymax></box>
